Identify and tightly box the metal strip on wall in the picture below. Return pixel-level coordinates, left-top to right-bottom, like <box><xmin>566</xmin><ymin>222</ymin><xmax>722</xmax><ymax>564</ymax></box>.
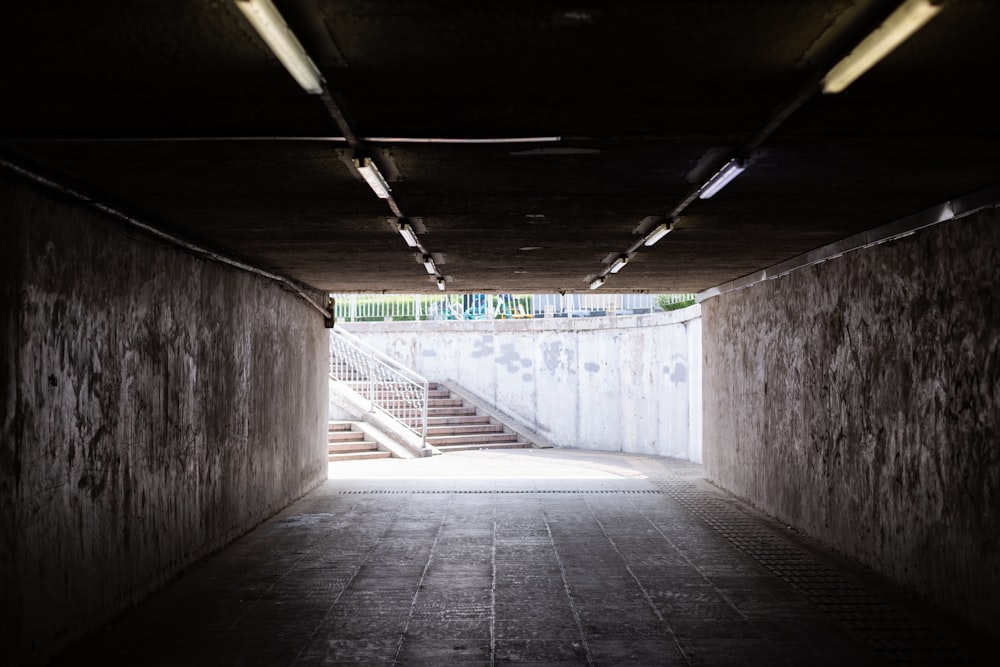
<box><xmin>698</xmin><ymin>184</ymin><xmax>1000</xmax><ymax>302</ymax></box>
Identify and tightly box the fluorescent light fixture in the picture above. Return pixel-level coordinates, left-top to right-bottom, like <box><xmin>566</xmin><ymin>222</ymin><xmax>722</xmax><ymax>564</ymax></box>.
<box><xmin>397</xmin><ymin>222</ymin><xmax>418</xmax><ymax>248</ymax></box>
<box><xmin>643</xmin><ymin>222</ymin><xmax>674</xmax><ymax>247</ymax></box>
<box><xmin>699</xmin><ymin>159</ymin><xmax>746</xmax><ymax>199</ymax></box>
<box><xmin>589</xmin><ymin>276</ymin><xmax>606</xmax><ymax>290</ymax></box>
<box><xmin>233</xmin><ymin>0</ymin><xmax>324</xmax><ymax>94</ymax></box>
<box><xmin>353</xmin><ymin>157</ymin><xmax>391</xmax><ymax>199</ymax></box>
<box><xmin>422</xmin><ymin>255</ymin><xmax>437</xmax><ymax>275</ymax></box>
<box><xmin>609</xmin><ymin>256</ymin><xmax>629</xmax><ymax>274</ymax></box>
<box><xmin>822</xmin><ymin>0</ymin><xmax>943</xmax><ymax>94</ymax></box>
<box><xmin>437</xmin><ymin>278</ymin><xmax>446</xmax><ymax>291</ymax></box>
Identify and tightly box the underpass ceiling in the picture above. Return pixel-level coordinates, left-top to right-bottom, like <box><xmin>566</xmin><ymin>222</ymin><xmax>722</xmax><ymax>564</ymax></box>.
<box><xmin>2</xmin><ymin>0</ymin><xmax>999</xmax><ymax>293</ymax></box>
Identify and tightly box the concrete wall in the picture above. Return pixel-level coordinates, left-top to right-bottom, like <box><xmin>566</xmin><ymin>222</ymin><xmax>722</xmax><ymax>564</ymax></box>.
<box><xmin>0</xmin><ymin>174</ymin><xmax>329</xmax><ymax>665</ymax></box>
<box><xmin>347</xmin><ymin>308</ymin><xmax>702</xmax><ymax>461</ymax></box>
<box><xmin>701</xmin><ymin>207</ymin><xmax>1000</xmax><ymax>636</ymax></box>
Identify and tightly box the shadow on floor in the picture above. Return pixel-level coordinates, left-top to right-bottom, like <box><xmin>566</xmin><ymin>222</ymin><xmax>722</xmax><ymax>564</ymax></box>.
<box><xmin>55</xmin><ymin>449</ymin><xmax>995</xmax><ymax>665</ymax></box>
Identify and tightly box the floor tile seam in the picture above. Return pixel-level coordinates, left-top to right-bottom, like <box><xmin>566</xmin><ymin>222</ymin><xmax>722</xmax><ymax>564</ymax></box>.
<box><xmin>538</xmin><ymin>495</ymin><xmax>595</xmax><ymax>666</ymax></box>
<box><xmin>629</xmin><ymin>498</ymin><xmax>816</xmax><ymax>660</ymax></box>
<box><xmin>647</xmin><ymin>475</ymin><xmax>971</xmax><ymax>661</ymax></box>
<box><xmin>391</xmin><ymin>493</ymin><xmax>454</xmax><ymax>666</ymax></box>
<box><xmin>581</xmin><ymin>494</ymin><xmax>692</xmax><ymax>664</ymax></box>
<box><xmin>629</xmin><ymin>494</ymin><xmax>717</xmax><ymax>583</ymax></box>
<box><xmin>490</xmin><ymin>503</ymin><xmax>497</xmax><ymax>667</ymax></box>
<box><xmin>220</xmin><ymin>547</ymin><xmax>312</xmax><ymax>636</ymax></box>
<box><xmin>288</xmin><ymin>499</ymin><xmax>409</xmax><ymax>666</ymax></box>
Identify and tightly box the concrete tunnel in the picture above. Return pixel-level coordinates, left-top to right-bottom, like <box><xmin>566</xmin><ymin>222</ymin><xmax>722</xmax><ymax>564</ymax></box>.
<box><xmin>2</xmin><ymin>0</ymin><xmax>999</xmax><ymax>664</ymax></box>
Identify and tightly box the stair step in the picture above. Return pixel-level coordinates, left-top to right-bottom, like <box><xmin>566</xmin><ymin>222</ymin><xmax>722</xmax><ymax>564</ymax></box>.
<box><xmin>427</xmin><ymin>432</ymin><xmax>521</xmax><ymax>446</ymax></box>
<box><xmin>328</xmin><ymin>378</ymin><xmax>535</xmax><ymax>451</ymax></box>
<box><xmin>328</xmin><ymin>441</ymin><xmax>378</xmax><ymax>453</ymax></box>
<box><xmin>427</xmin><ymin>406</ymin><xmax>477</xmax><ymax>416</ymax></box>
<box><xmin>436</xmin><ymin>441</ymin><xmax>531</xmax><ymax>452</ymax></box>
<box><xmin>426</xmin><ymin>424</ymin><xmax>503</xmax><ymax>436</ymax></box>
<box><xmin>328</xmin><ymin>450</ymin><xmax>393</xmax><ymax>462</ymax></box>
<box><xmin>328</xmin><ymin>430</ymin><xmax>367</xmax><ymax>442</ymax></box>
<box><xmin>428</xmin><ymin>397</ymin><xmax>464</xmax><ymax>407</ymax></box>
<box><xmin>328</xmin><ymin>421</ymin><xmax>355</xmax><ymax>432</ymax></box>
<box><xmin>426</xmin><ymin>415</ymin><xmax>491</xmax><ymax>426</ymax></box>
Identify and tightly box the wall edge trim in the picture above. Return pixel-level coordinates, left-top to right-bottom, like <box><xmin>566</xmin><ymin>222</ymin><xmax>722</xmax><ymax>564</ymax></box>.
<box><xmin>697</xmin><ymin>183</ymin><xmax>1000</xmax><ymax>302</ymax></box>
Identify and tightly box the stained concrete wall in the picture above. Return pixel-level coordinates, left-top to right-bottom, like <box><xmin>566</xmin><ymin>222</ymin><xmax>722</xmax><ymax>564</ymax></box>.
<box><xmin>0</xmin><ymin>175</ymin><xmax>329</xmax><ymax>665</ymax></box>
<box><xmin>701</xmin><ymin>207</ymin><xmax>1000</xmax><ymax>636</ymax></box>
<box><xmin>348</xmin><ymin>308</ymin><xmax>702</xmax><ymax>461</ymax></box>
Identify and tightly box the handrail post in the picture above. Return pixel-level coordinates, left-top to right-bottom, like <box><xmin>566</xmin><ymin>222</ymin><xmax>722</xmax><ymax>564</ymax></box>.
<box><xmin>368</xmin><ymin>348</ymin><xmax>375</xmax><ymax>412</ymax></box>
<box><xmin>421</xmin><ymin>379</ymin><xmax>429</xmax><ymax>450</ymax></box>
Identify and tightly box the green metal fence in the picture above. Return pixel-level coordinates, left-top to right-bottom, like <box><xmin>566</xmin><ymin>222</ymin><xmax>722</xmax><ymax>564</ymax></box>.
<box><xmin>330</xmin><ymin>293</ymin><xmax>696</xmax><ymax>322</ymax></box>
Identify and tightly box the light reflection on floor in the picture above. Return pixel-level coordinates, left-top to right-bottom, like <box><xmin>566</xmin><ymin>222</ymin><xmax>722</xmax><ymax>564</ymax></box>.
<box><xmin>328</xmin><ymin>448</ymin><xmax>650</xmax><ymax>482</ymax></box>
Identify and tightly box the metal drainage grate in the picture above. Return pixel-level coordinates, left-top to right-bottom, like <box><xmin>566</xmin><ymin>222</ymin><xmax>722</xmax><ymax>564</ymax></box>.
<box><xmin>336</xmin><ymin>489</ymin><xmax>662</xmax><ymax>495</ymax></box>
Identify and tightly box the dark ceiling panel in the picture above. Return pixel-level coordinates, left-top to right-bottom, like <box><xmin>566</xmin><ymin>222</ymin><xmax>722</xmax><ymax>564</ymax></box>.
<box><xmin>2</xmin><ymin>0</ymin><xmax>998</xmax><ymax>293</ymax></box>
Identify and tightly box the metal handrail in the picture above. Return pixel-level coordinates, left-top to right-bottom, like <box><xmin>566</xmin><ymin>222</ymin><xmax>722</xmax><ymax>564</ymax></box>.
<box><xmin>328</xmin><ymin>325</ymin><xmax>428</xmax><ymax>446</ymax></box>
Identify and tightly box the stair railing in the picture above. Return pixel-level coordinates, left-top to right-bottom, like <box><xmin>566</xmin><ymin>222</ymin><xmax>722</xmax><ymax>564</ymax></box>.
<box><xmin>329</xmin><ymin>325</ymin><xmax>428</xmax><ymax>446</ymax></box>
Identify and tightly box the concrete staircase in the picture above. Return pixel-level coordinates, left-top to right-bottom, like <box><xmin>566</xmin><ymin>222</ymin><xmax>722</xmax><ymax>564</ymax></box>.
<box><xmin>425</xmin><ymin>383</ymin><xmax>531</xmax><ymax>453</ymax></box>
<box><xmin>328</xmin><ymin>339</ymin><xmax>537</xmax><ymax>455</ymax></box>
<box><xmin>327</xmin><ymin>421</ymin><xmax>392</xmax><ymax>462</ymax></box>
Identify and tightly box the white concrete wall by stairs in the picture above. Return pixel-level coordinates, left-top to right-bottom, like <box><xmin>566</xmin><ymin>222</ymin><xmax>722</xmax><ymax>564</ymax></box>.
<box><xmin>342</xmin><ymin>307</ymin><xmax>702</xmax><ymax>462</ymax></box>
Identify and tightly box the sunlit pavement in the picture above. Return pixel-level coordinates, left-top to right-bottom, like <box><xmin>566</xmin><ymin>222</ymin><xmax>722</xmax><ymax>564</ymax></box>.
<box><xmin>58</xmin><ymin>449</ymin><xmax>992</xmax><ymax>665</ymax></box>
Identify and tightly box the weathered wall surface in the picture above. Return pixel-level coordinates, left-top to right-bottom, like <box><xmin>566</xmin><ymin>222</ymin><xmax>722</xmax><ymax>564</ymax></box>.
<box><xmin>0</xmin><ymin>175</ymin><xmax>329</xmax><ymax>665</ymax></box>
<box><xmin>702</xmin><ymin>207</ymin><xmax>1000</xmax><ymax>636</ymax></box>
<box><xmin>349</xmin><ymin>308</ymin><xmax>702</xmax><ymax>461</ymax></box>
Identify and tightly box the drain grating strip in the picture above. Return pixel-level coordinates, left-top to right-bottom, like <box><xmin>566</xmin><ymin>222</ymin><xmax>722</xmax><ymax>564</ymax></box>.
<box><xmin>336</xmin><ymin>489</ymin><xmax>662</xmax><ymax>495</ymax></box>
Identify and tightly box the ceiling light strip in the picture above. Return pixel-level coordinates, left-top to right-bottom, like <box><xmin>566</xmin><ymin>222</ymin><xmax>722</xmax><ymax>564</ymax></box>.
<box><xmin>353</xmin><ymin>157</ymin><xmax>391</xmax><ymax>199</ymax></box>
<box><xmin>608</xmin><ymin>256</ymin><xmax>629</xmax><ymax>274</ymax></box>
<box><xmin>591</xmin><ymin>219</ymin><xmax>676</xmax><ymax>289</ymax></box>
<box><xmin>234</xmin><ymin>0</ymin><xmax>472</xmax><ymax>291</ymax></box>
<box><xmin>397</xmin><ymin>222</ymin><xmax>419</xmax><ymax>248</ymax></box>
<box><xmin>698</xmin><ymin>159</ymin><xmax>746</xmax><ymax>199</ymax></box>
<box><xmin>822</xmin><ymin>0</ymin><xmax>944</xmax><ymax>94</ymax></box>
<box><xmin>594</xmin><ymin>1</ymin><xmax>945</xmax><ymax>292</ymax></box>
<box><xmin>233</xmin><ymin>0</ymin><xmax>324</xmax><ymax>94</ymax></box>
<box><xmin>643</xmin><ymin>222</ymin><xmax>674</xmax><ymax>247</ymax></box>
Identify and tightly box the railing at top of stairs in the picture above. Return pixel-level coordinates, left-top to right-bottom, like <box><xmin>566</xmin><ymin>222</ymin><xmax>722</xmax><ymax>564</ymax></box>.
<box><xmin>329</xmin><ymin>325</ymin><xmax>428</xmax><ymax>447</ymax></box>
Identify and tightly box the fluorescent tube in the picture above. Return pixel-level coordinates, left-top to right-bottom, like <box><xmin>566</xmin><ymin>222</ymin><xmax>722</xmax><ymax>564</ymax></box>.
<box><xmin>823</xmin><ymin>0</ymin><xmax>943</xmax><ymax>94</ymax></box>
<box><xmin>589</xmin><ymin>276</ymin><xmax>606</xmax><ymax>290</ymax></box>
<box><xmin>422</xmin><ymin>255</ymin><xmax>436</xmax><ymax>275</ymax></box>
<box><xmin>397</xmin><ymin>222</ymin><xmax>419</xmax><ymax>248</ymax></box>
<box><xmin>233</xmin><ymin>0</ymin><xmax>324</xmax><ymax>94</ymax></box>
<box><xmin>699</xmin><ymin>159</ymin><xmax>745</xmax><ymax>199</ymax></box>
<box><xmin>609</xmin><ymin>256</ymin><xmax>629</xmax><ymax>274</ymax></box>
<box><xmin>353</xmin><ymin>157</ymin><xmax>391</xmax><ymax>199</ymax></box>
<box><xmin>643</xmin><ymin>222</ymin><xmax>674</xmax><ymax>247</ymax></box>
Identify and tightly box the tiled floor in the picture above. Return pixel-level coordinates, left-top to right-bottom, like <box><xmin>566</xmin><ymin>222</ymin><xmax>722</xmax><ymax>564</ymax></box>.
<box><xmin>57</xmin><ymin>450</ymin><xmax>994</xmax><ymax>665</ymax></box>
